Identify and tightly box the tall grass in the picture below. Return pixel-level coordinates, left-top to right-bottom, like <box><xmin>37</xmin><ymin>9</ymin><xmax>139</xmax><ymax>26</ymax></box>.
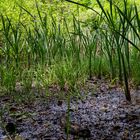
<box><xmin>96</xmin><ymin>0</ymin><xmax>140</xmax><ymax>101</ymax></box>
<box><xmin>0</xmin><ymin>0</ymin><xmax>140</xmax><ymax>102</ymax></box>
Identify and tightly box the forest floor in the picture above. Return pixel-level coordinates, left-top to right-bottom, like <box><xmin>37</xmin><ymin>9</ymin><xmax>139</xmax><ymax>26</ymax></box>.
<box><xmin>0</xmin><ymin>78</ymin><xmax>140</xmax><ymax>140</ymax></box>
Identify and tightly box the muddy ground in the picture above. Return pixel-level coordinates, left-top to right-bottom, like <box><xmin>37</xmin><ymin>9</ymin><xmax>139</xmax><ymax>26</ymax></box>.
<box><xmin>0</xmin><ymin>78</ymin><xmax>140</xmax><ymax>140</ymax></box>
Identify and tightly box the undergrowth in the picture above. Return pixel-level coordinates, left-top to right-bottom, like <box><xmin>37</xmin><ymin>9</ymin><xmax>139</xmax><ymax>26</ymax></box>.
<box><xmin>0</xmin><ymin>0</ymin><xmax>140</xmax><ymax>102</ymax></box>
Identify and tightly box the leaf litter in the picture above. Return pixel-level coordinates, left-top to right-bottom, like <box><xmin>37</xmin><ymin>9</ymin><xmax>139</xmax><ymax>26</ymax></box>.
<box><xmin>0</xmin><ymin>78</ymin><xmax>140</xmax><ymax>140</ymax></box>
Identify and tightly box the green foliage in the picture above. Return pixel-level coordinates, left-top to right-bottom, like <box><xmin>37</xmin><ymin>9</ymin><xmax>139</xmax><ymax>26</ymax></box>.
<box><xmin>0</xmin><ymin>0</ymin><xmax>140</xmax><ymax>101</ymax></box>
<box><xmin>0</xmin><ymin>66</ymin><xmax>16</xmax><ymax>93</ymax></box>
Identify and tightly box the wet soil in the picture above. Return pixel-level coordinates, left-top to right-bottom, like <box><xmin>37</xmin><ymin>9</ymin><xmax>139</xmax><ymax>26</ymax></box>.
<box><xmin>0</xmin><ymin>79</ymin><xmax>140</xmax><ymax>140</ymax></box>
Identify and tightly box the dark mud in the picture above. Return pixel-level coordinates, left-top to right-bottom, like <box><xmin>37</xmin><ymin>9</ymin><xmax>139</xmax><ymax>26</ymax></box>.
<box><xmin>0</xmin><ymin>80</ymin><xmax>140</xmax><ymax>140</ymax></box>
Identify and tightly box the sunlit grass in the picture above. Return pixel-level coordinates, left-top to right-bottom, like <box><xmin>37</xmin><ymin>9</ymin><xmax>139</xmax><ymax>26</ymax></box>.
<box><xmin>0</xmin><ymin>0</ymin><xmax>140</xmax><ymax>102</ymax></box>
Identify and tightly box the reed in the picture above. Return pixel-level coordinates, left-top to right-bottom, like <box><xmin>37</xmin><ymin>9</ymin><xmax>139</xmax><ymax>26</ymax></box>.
<box><xmin>0</xmin><ymin>0</ymin><xmax>140</xmax><ymax>101</ymax></box>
